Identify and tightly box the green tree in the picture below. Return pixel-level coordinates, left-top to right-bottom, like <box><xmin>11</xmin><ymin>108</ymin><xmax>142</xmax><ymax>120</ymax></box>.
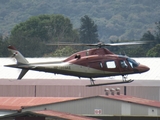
<box><xmin>141</xmin><ymin>31</ymin><xmax>155</xmax><ymax>56</ymax></box>
<box><xmin>155</xmin><ymin>21</ymin><xmax>160</xmax><ymax>44</ymax></box>
<box><xmin>146</xmin><ymin>44</ymin><xmax>160</xmax><ymax>57</ymax></box>
<box><xmin>124</xmin><ymin>46</ymin><xmax>147</xmax><ymax>57</ymax></box>
<box><xmin>48</xmin><ymin>14</ymin><xmax>74</xmax><ymax>42</ymax></box>
<box><xmin>137</xmin><ymin>21</ymin><xmax>160</xmax><ymax>57</ymax></box>
<box><xmin>0</xmin><ymin>36</ymin><xmax>10</xmax><ymax>57</ymax></box>
<box><xmin>145</xmin><ymin>21</ymin><xmax>160</xmax><ymax>57</ymax></box>
<box><xmin>79</xmin><ymin>15</ymin><xmax>99</xmax><ymax>43</ymax></box>
<box><xmin>141</xmin><ymin>31</ymin><xmax>155</xmax><ymax>41</ymax></box>
<box><xmin>9</xmin><ymin>14</ymin><xmax>76</xmax><ymax>57</ymax></box>
<box><xmin>45</xmin><ymin>46</ymin><xmax>77</xmax><ymax>57</ymax></box>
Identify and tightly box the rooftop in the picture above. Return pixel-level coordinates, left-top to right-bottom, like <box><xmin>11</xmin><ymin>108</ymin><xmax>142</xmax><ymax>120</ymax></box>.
<box><xmin>33</xmin><ymin>110</ymin><xmax>98</xmax><ymax>120</ymax></box>
<box><xmin>0</xmin><ymin>97</ymin><xmax>78</xmax><ymax>110</ymax></box>
<box><xmin>1</xmin><ymin>95</ymin><xmax>160</xmax><ymax>111</ymax></box>
<box><xmin>5</xmin><ymin>95</ymin><xmax>160</xmax><ymax>110</ymax></box>
<box><xmin>101</xmin><ymin>95</ymin><xmax>160</xmax><ymax>108</ymax></box>
<box><xmin>0</xmin><ymin>110</ymin><xmax>98</xmax><ymax>120</ymax></box>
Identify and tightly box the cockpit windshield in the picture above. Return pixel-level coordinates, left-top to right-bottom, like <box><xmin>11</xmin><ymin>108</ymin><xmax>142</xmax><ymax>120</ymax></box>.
<box><xmin>126</xmin><ymin>58</ymin><xmax>139</xmax><ymax>68</ymax></box>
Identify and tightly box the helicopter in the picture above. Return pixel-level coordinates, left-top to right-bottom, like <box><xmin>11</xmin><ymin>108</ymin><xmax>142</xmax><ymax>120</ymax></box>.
<box><xmin>5</xmin><ymin>41</ymin><xmax>150</xmax><ymax>87</ymax></box>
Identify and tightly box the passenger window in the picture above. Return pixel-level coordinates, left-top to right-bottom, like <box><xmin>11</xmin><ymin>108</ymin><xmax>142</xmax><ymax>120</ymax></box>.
<box><xmin>120</xmin><ymin>60</ymin><xmax>128</xmax><ymax>68</ymax></box>
<box><xmin>106</xmin><ymin>61</ymin><xmax>116</xmax><ymax>68</ymax></box>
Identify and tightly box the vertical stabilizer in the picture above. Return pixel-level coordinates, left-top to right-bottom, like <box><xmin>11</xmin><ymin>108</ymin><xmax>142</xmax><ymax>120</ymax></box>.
<box><xmin>8</xmin><ymin>45</ymin><xmax>29</xmax><ymax>79</ymax></box>
<box><xmin>8</xmin><ymin>45</ymin><xmax>29</xmax><ymax>64</ymax></box>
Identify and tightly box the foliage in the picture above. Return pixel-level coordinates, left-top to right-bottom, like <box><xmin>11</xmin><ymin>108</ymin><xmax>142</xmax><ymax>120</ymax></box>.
<box><xmin>108</xmin><ymin>44</ymin><xmax>148</xmax><ymax>57</ymax></box>
<box><xmin>140</xmin><ymin>22</ymin><xmax>160</xmax><ymax>57</ymax></box>
<box><xmin>0</xmin><ymin>0</ymin><xmax>160</xmax><ymax>41</ymax></box>
<box><xmin>79</xmin><ymin>15</ymin><xmax>99</xmax><ymax>43</ymax></box>
<box><xmin>120</xmin><ymin>21</ymin><xmax>160</xmax><ymax>57</ymax></box>
<box><xmin>11</xmin><ymin>14</ymin><xmax>74</xmax><ymax>42</ymax></box>
<box><xmin>0</xmin><ymin>0</ymin><xmax>160</xmax><ymax>57</ymax></box>
<box><xmin>45</xmin><ymin>46</ymin><xmax>77</xmax><ymax>57</ymax></box>
<box><xmin>9</xmin><ymin>14</ymin><xmax>77</xmax><ymax>57</ymax></box>
<box><xmin>146</xmin><ymin>44</ymin><xmax>160</xmax><ymax>57</ymax></box>
<box><xmin>124</xmin><ymin>46</ymin><xmax>148</xmax><ymax>57</ymax></box>
<box><xmin>0</xmin><ymin>36</ymin><xmax>9</xmax><ymax>57</ymax></box>
<box><xmin>155</xmin><ymin>22</ymin><xmax>160</xmax><ymax>44</ymax></box>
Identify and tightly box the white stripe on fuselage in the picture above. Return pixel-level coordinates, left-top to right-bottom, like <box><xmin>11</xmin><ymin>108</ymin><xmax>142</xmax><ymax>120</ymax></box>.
<box><xmin>28</xmin><ymin>62</ymin><xmax>117</xmax><ymax>77</ymax></box>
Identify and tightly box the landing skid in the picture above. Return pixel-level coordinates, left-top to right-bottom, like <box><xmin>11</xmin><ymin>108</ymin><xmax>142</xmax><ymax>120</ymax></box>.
<box><xmin>86</xmin><ymin>79</ymin><xmax>134</xmax><ymax>87</ymax></box>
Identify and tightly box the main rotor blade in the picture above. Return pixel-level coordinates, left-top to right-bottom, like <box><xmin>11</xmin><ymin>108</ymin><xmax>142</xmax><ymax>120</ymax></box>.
<box><xmin>46</xmin><ymin>43</ymin><xmax>102</xmax><ymax>47</ymax></box>
<box><xmin>46</xmin><ymin>43</ymin><xmax>87</xmax><ymax>46</ymax></box>
<box><xmin>104</xmin><ymin>41</ymin><xmax>149</xmax><ymax>46</ymax></box>
<box><xmin>46</xmin><ymin>41</ymin><xmax>150</xmax><ymax>48</ymax></box>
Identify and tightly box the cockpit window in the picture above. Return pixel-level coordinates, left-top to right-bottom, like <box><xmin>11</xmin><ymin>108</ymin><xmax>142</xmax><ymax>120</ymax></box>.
<box><xmin>120</xmin><ymin>60</ymin><xmax>128</xmax><ymax>68</ymax></box>
<box><xmin>127</xmin><ymin>58</ymin><xmax>139</xmax><ymax>68</ymax></box>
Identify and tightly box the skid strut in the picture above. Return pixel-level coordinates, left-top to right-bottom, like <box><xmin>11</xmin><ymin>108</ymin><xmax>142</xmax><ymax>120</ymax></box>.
<box><xmin>90</xmin><ymin>78</ymin><xmax>95</xmax><ymax>85</ymax></box>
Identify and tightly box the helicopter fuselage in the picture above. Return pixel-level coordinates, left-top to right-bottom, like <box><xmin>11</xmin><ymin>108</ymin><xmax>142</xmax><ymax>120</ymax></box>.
<box><xmin>6</xmin><ymin>47</ymin><xmax>150</xmax><ymax>79</ymax></box>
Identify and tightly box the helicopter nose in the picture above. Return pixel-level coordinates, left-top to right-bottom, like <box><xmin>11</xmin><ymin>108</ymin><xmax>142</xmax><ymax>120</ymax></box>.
<box><xmin>137</xmin><ymin>64</ymin><xmax>150</xmax><ymax>73</ymax></box>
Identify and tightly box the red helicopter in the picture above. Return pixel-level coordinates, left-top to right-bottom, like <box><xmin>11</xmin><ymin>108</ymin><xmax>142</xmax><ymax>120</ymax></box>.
<box><xmin>5</xmin><ymin>41</ymin><xmax>150</xmax><ymax>86</ymax></box>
